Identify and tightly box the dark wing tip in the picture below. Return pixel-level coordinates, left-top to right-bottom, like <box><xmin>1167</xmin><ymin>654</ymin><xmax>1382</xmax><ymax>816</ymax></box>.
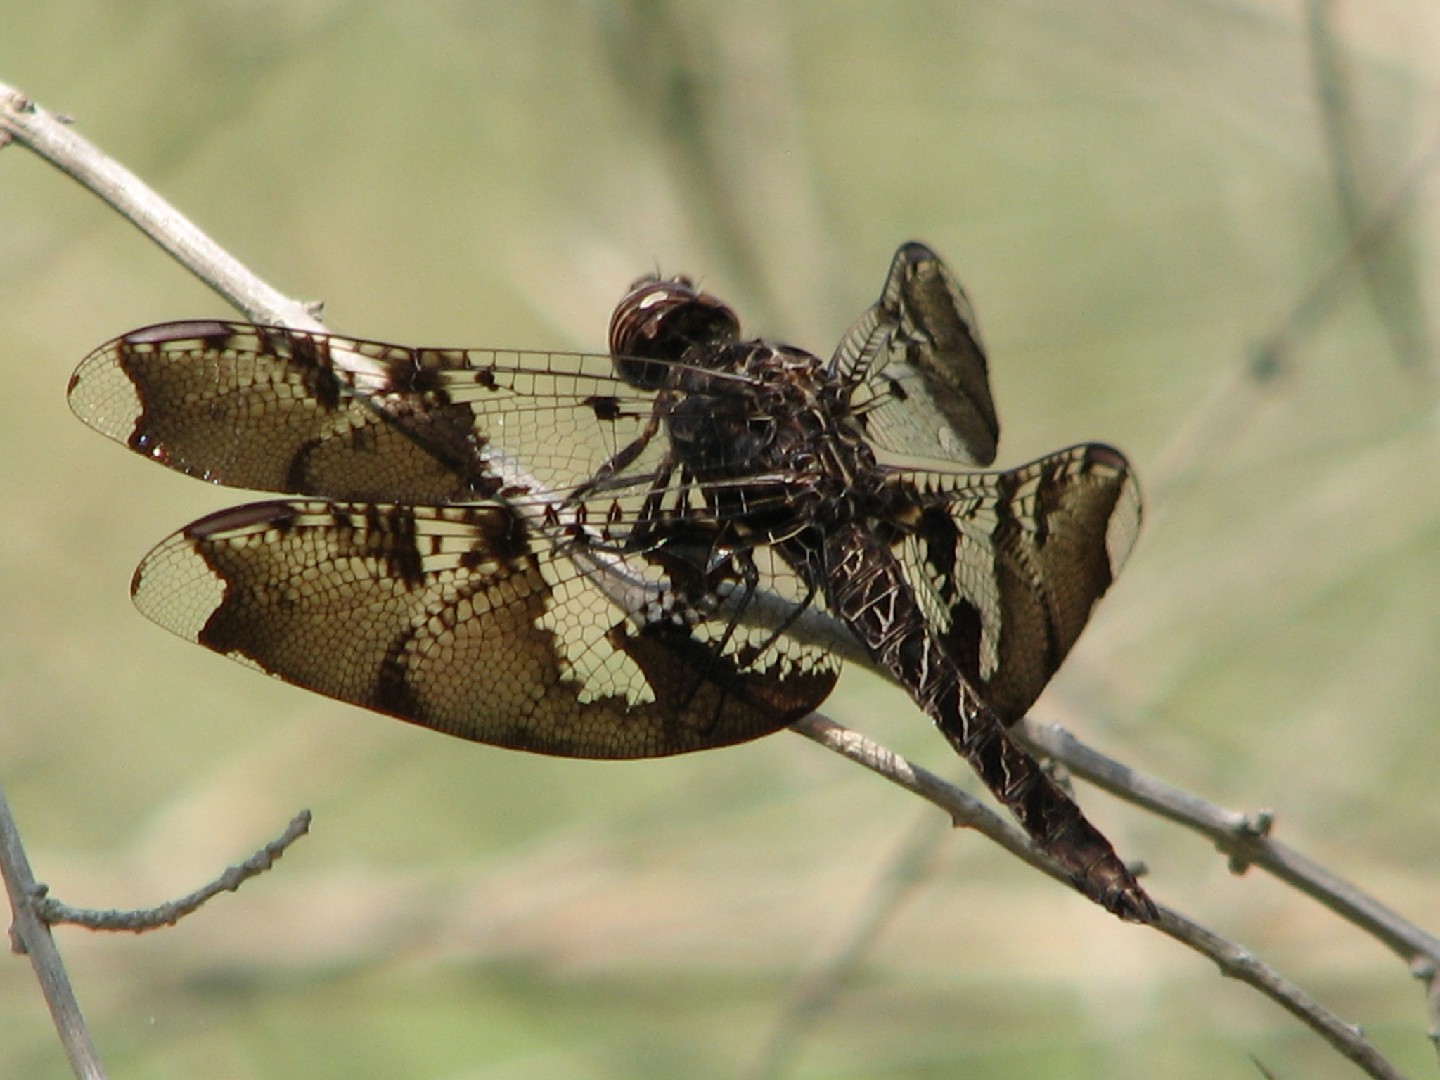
<box><xmin>180</xmin><ymin>499</ymin><xmax>301</xmax><ymax>539</ymax></box>
<box><xmin>896</xmin><ymin>240</ymin><xmax>939</xmax><ymax>264</ymax></box>
<box><xmin>1082</xmin><ymin>443</ymin><xmax>1132</xmax><ymax>473</ymax></box>
<box><xmin>122</xmin><ymin>320</ymin><xmax>240</xmax><ymax>346</ymax></box>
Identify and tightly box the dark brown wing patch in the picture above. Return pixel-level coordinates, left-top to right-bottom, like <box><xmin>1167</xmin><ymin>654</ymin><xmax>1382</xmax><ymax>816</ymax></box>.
<box><xmin>896</xmin><ymin>443</ymin><xmax>1140</xmax><ymax>723</ymax></box>
<box><xmin>67</xmin><ymin>322</ymin><xmax>671</xmax><ymax>505</ymax></box>
<box><xmin>132</xmin><ymin>499</ymin><xmax>837</xmax><ymax>759</ymax></box>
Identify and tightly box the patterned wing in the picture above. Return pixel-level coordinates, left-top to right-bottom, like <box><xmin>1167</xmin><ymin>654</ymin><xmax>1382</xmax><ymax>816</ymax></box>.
<box><xmin>131</xmin><ymin>498</ymin><xmax>838</xmax><ymax>758</ymax></box>
<box><xmin>834</xmin><ymin>242</ymin><xmax>1000</xmax><ymax>467</ymax></box>
<box><xmin>71</xmin><ymin>320</ymin><xmax>841</xmax><ymax>757</ymax></box>
<box><xmin>67</xmin><ymin>320</ymin><xmax>667</xmax><ymax>505</ymax></box>
<box><xmin>892</xmin><ymin>443</ymin><xmax>1140</xmax><ymax>724</ymax></box>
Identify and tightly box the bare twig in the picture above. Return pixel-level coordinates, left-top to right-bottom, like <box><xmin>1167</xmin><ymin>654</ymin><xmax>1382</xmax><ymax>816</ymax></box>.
<box><xmin>34</xmin><ymin>811</ymin><xmax>311</xmax><ymax>934</ymax></box>
<box><xmin>789</xmin><ymin>716</ymin><xmax>1409</xmax><ymax>1080</ymax></box>
<box><xmin>5</xmin><ymin>75</ymin><xmax>1431</xmax><ymax>1078</ymax></box>
<box><xmin>0</xmin><ymin>83</ymin><xmax>323</xmax><ymax>331</ymax></box>
<box><xmin>1158</xmin><ymin>906</ymin><xmax>1410</xmax><ymax>1080</ymax></box>
<box><xmin>789</xmin><ymin>715</ymin><xmax>1063</xmax><ymax>882</ymax></box>
<box><xmin>0</xmin><ymin>783</ymin><xmax>106</xmax><ymax>1080</ymax></box>
<box><xmin>1017</xmin><ymin>718</ymin><xmax>1440</xmax><ymax>972</ymax></box>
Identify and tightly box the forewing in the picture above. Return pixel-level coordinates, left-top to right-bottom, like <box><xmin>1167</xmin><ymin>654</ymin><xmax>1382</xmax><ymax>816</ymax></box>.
<box><xmin>67</xmin><ymin>321</ymin><xmax>664</xmax><ymax>504</ymax></box>
<box><xmin>834</xmin><ymin>242</ymin><xmax>999</xmax><ymax>466</ymax></box>
<box><xmin>894</xmin><ymin>443</ymin><xmax>1140</xmax><ymax>723</ymax></box>
<box><xmin>130</xmin><ymin>498</ymin><xmax>838</xmax><ymax>758</ymax></box>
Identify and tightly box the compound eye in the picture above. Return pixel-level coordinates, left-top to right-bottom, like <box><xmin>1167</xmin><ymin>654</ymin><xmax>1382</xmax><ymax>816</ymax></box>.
<box><xmin>609</xmin><ymin>278</ymin><xmax>741</xmax><ymax>389</ymax></box>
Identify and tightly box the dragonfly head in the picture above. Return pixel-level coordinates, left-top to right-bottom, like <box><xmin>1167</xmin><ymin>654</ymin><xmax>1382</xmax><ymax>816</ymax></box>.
<box><xmin>609</xmin><ymin>274</ymin><xmax>741</xmax><ymax>389</ymax></box>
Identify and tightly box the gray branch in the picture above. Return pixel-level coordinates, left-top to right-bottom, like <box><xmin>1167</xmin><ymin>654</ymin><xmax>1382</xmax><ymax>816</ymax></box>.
<box><xmin>0</xmin><ymin>785</ymin><xmax>105</xmax><ymax>1080</ymax></box>
<box><xmin>790</xmin><ymin>715</ymin><xmax>1411</xmax><ymax>1080</ymax></box>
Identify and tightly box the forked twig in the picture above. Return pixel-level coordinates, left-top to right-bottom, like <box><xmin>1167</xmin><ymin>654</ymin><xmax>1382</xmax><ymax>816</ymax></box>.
<box><xmin>0</xmin><ymin>784</ymin><xmax>105</xmax><ymax>1080</ymax></box>
<box><xmin>4</xmin><ymin>78</ymin><xmax>1433</xmax><ymax>1080</ymax></box>
<box><xmin>1</xmin><ymin>776</ymin><xmax>309</xmax><ymax>1080</ymax></box>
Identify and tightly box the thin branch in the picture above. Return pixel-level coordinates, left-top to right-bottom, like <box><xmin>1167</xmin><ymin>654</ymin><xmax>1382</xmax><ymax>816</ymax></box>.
<box><xmin>1159</xmin><ymin>904</ymin><xmax>1410</xmax><ymax>1080</ymax></box>
<box><xmin>0</xmin><ymin>83</ymin><xmax>323</xmax><ymax>331</ymax></box>
<box><xmin>1025</xmin><ymin>714</ymin><xmax>1440</xmax><ymax>1068</ymax></box>
<box><xmin>5</xmin><ymin>75</ymin><xmax>1430</xmax><ymax>1078</ymax></box>
<box><xmin>789</xmin><ymin>715</ymin><xmax>1062</xmax><ymax>882</ymax></box>
<box><xmin>1017</xmin><ymin>718</ymin><xmax>1440</xmax><ymax>972</ymax></box>
<box><xmin>0</xmin><ymin>783</ymin><xmax>106</xmax><ymax>1080</ymax></box>
<box><xmin>789</xmin><ymin>716</ymin><xmax>1408</xmax><ymax>1080</ymax></box>
<box><xmin>34</xmin><ymin>811</ymin><xmax>311</xmax><ymax>934</ymax></box>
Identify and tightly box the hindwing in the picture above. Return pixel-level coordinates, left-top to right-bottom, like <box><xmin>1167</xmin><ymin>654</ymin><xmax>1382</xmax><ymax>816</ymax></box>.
<box><xmin>132</xmin><ymin>498</ymin><xmax>837</xmax><ymax>758</ymax></box>
<box><xmin>891</xmin><ymin>443</ymin><xmax>1140</xmax><ymax>723</ymax></box>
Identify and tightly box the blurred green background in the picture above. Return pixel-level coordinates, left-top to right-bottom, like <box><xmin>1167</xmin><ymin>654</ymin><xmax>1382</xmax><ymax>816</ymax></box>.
<box><xmin>2</xmin><ymin>3</ymin><xmax>1437</xmax><ymax>1077</ymax></box>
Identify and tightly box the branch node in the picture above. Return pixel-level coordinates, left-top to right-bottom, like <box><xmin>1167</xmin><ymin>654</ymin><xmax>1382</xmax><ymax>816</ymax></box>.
<box><xmin>1241</xmin><ymin>810</ymin><xmax>1276</xmax><ymax>838</ymax></box>
<box><xmin>1222</xmin><ymin>810</ymin><xmax>1276</xmax><ymax>874</ymax></box>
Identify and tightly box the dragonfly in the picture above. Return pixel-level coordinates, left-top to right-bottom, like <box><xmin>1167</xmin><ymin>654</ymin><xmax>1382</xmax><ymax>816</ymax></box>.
<box><xmin>68</xmin><ymin>242</ymin><xmax>1155</xmax><ymax>922</ymax></box>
